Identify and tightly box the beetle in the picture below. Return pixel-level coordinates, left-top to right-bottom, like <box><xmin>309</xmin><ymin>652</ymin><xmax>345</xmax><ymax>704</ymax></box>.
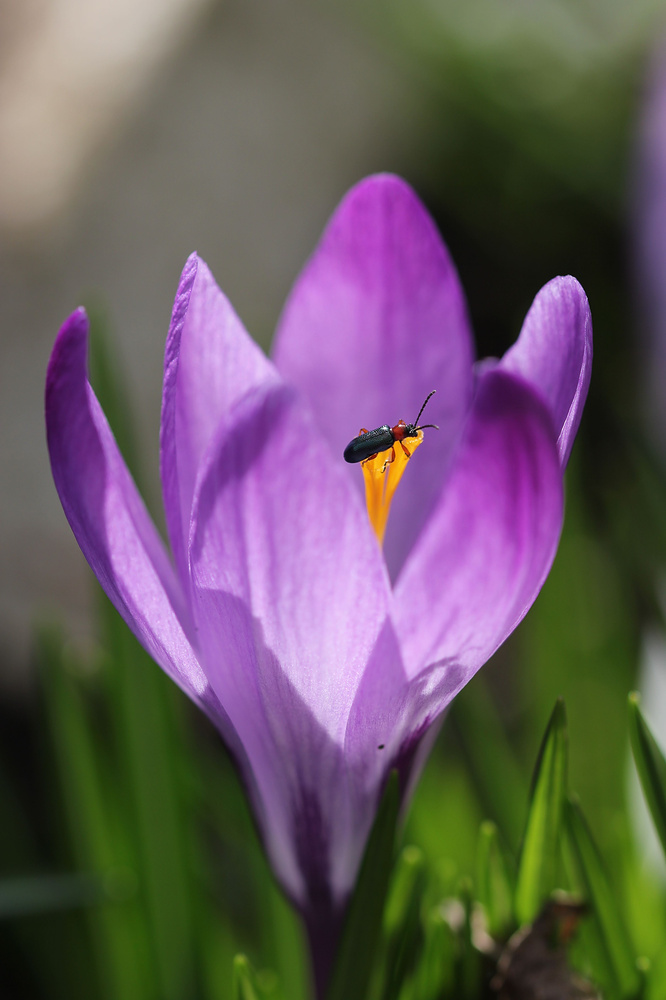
<box><xmin>343</xmin><ymin>391</ymin><xmax>438</xmax><ymax>466</ymax></box>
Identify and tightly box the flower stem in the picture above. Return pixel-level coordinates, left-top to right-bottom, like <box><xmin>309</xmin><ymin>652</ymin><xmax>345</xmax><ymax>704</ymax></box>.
<box><xmin>304</xmin><ymin>905</ymin><xmax>344</xmax><ymax>1000</ymax></box>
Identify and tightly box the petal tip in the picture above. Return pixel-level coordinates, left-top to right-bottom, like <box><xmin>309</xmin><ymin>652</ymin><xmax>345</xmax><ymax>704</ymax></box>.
<box><xmin>337</xmin><ymin>173</ymin><xmax>429</xmax><ymax>220</ymax></box>
<box><xmin>165</xmin><ymin>254</ymin><xmax>203</xmax><ymax>366</ymax></box>
<box><xmin>501</xmin><ymin>274</ymin><xmax>592</xmax><ymax>466</ymax></box>
<box><xmin>46</xmin><ymin>307</ymin><xmax>89</xmax><ymax>393</ymax></box>
<box><xmin>61</xmin><ymin>306</ymin><xmax>89</xmax><ymax>337</ymax></box>
<box><xmin>347</xmin><ymin>171</ymin><xmax>417</xmax><ymax>196</ymax></box>
<box><xmin>537</xmin><ymin>274</ymin><xmax>593</xmax><ymax>333</ymax></box>
<box><xmin>543</xmin><ymin>273</ymin><xmax>591</xmax><ymax>310</ymax></box>
<box><xmin>178</xmin><ymin>251</ymin><xmax>200</xmax><ymax>294</ymax></box>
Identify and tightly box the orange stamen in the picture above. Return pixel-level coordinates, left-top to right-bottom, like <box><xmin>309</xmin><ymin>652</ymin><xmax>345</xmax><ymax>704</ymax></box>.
<box><xmin>361</xmin><ymin>430</ymin><xmax>424</xmax><ymax>544</ymax></box>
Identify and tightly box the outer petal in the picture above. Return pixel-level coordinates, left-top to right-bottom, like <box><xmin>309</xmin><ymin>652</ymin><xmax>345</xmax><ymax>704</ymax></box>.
<box><xmin>272</xmin><ymin>174</ymin><xmax>475</xmax><ymax>577</ymax></box>
<box><xmin>46</xmin><ymin>309</ymin><xmax>209</xmax><ymax>708</ymax></box>
<box><xmin>189</xmin><ymin>379</ymin><xmax>401</xmax><ymax>906</ymax></box>
<box><xmin>501</xmin><ymin>276</ymin><xmax>592</xmax><ymax>467</ymax></box>
<box><xmin>396</xmin><ymin>368</ymin><xmax>563</xmax><ymax>683</ymax></box>
<box><xmin>160</xmin><ymin>254</ymin><xmax>275</xmax><ymax>586</ymax></box>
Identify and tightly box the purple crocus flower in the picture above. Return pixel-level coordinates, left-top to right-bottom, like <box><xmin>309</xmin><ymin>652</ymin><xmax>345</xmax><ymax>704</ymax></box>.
<box><xmin>46</xmin><ymin>175</ymin><xmax>591</xmax><ymax>987</ymax></box>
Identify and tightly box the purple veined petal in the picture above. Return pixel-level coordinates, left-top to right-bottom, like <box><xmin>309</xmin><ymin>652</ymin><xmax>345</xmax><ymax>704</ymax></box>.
<box><xmin>340</xmin><ymin>652</ymin><xmax>476</xmax><ymax>914</ymax></box>
<box><xmin>343</xmin><ymin>625</ymin><xmax>471</xmax><ymax>850</ymax></box>
<box><xmin>501</xmin><ymin>276</ymin><xmax>592</xmax><ymax>467</ymax></box>
<box><xmin>272</xmin><ymin>173</ymin><xmax>475</xmax><ymax>578</ymax></box>
<box><xmin>46</xmin><ymin>309</ymin><xmax>212</xmax><ymax>713</ymax></box>
<box><xmin>160</xmin><ymin>253</ymin><xmax>276</xmax><ymax>587</ymax></box>
<box><xmin>188</xmin><ymin>378</ymin><xmax>399</xmax><ymax>905</ymax></box>
<box><xmin>395</xmin><ymin>368</ymin><xmax>563</xmax><ymax>684</ymax></box>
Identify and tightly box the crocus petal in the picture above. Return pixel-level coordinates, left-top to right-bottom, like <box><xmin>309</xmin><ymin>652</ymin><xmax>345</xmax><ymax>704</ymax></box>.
<box><xmin>272</xmin><ymin>174</ymin><xmax>475</xmax><ymax>577</ymax></box>
<box><xmin>189</xmin><ymin>379</ymin><xmax>400</xmax><ymax>904</ymax></box>
<box><xmin>344</xmin><ymin>639</ymin><xmax>458</xmax><ymax>815</ymax></box>
<box><xmin>396</xmin><ymin>368</ymin><xmax>563</xmax><ymax>684</ymax></box>
<box><xmin>501</xmin><ymin>276</ymin><xmax>592</xmax><ymax>467</ymax></box>
<box><xmin>46</xmin><ymin>309</ymin><xmax>208</xmax><ymax>708</ymax></box>
<box><xmin>160</xmin><ymin>253</ymin><xmax>276</xmax><ymax>586</ymax></box>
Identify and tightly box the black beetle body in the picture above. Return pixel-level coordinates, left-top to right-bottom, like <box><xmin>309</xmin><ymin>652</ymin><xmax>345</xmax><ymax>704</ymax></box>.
<box><xmin>344</xmin><ymin>425</ymin><xmax>394</xmax><ymax>463</ymax></box>
<box><xmin>343</xmin><ymin>392</ymin><xmax>438</xmax><ymax>465</ymax></box>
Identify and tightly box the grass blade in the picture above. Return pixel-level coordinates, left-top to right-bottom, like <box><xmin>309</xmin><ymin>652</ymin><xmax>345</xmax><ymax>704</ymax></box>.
<box><xmin>476</xmin><ymin>820</ymin><xmax>514</xmax><ymax>938</ymax></box>
<box><xmin>101</xmin><ymin>597</ymin><xmax>197</xmax><ymax>1000</ymax></box>
<box><xmin>515</xmin><ymin>699</ymin><xmax>568</xmax><ymax>925</ymax></box>
<box><xmin>38</xmin><ymin>626</ymin><xmax>150</xmax><ymax>1000</ymax></box>
<box><xmin>565</xmin><ymin>797</ymin><xmax>639</xmax><ymax>998</ymax></box>
<box><xmin>378</xmin><ymin>845</ymin><xmax>427</xmax><ymax>1000</ymax></box>
<box><xmin>234</xmin><ymin>954</ymin><xmax>260</xmax><ymax>1000</ymax></box>
<box><xmin>411</xmin><ymin>907</ymin><xmax>455</xmax><ymax>1000</ymax></box>
<box><xmin>628</xmin><ymin>692</ymin><xmax>666</xmax><ymax>859</ymax></box>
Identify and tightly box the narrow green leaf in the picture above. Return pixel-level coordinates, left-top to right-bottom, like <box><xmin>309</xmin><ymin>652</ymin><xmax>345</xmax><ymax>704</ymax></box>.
<box><xmin>411</xmin><ymin>907</ymin><xmax>455</xmax><ymax>1000</ymax></box>
<box><xmin>628</xmin><ymin>692</ymin><xmax>666</xmax><ymax>858</ymax></box>
<box><xmin>635</xmin><ymin>957</ymin><xmax>650</xmax><ymax>1000</ymax></box>
<box><xmin>262</xmin><ymin>875</ymin><xmax>309</xmax><ymax>1000</ymax></box>
<box><xmin>565</xmin><ymin>797</ymin><xmax>639</xmax><ymax>998</ymax></box>
<box><xmin>560</xmin><ymin>832</ymin><xmax>612</xmax><ymax>988</ymax></box>
<box><xmin>379</xmin><ymin>845</ymin><xmax>427</xmax><ymax>1000</ymax></box>
<box><xmin>476</xmin><ymin>821</ymin><xmax>514</xmax><ymax>938</ymax></box>
<box><xmin>234</xmin><ymin>954</ymin><xmax>260</xmax><ymax>1000</ymax></box>
<box><xmin>383</xmin><ymin>845</ymin><xmax>425</xmax><ymax>936</ymax></box>
<box><xmin>326</xmin><ymin>771</ymin><xmax>400</xmax><ymax>1000</ymax></box>
<box><xmin>515</xmin><ymin>699</ymin><xmax>568</xmax><ymax>925</ymax></box>
<box><xmin>38</xmin><ymin>626</ymin><xmax>150</xmax><ymax>1000</ymax></box>
<box><xmin>101</xmin><ymin>596</ymin><xmax>196</xmax><ymax>1000</ymax></box>
<box><xmin>455</xmin><ymin>878</ymin><xmax>481</xmax><ymax>1000</ymax></box>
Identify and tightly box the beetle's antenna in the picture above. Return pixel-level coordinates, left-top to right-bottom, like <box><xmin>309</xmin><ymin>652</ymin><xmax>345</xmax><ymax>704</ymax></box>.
<box><xmin>413</xmin><ymin>390</ymin><xmax>437</xmax><ymax>428</ymax></box>
<box><xmin>417</xmin><ymin>423</ymin><xmax>439</xmax><ymax>431</ymax></box>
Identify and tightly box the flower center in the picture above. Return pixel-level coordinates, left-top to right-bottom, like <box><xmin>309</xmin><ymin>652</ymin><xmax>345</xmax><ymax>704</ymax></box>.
<box><xmin>360</xmin><ymin>429</ymin><xmax>424</xmax><ymax>544</ymax></box>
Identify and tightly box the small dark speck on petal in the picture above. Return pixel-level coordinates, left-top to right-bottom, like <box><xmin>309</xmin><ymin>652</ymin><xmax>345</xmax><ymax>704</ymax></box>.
<box><xmin>378</xmin><ymin>744</ymin><xmax>385</xmax><ymax>750</ymax></box>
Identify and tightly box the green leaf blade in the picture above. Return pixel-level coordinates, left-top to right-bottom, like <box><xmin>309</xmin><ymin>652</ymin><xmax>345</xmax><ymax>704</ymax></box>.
<box><xmin>411</xmin><ymin>908</ymin><xmax>455</xmax><ymax>1000</ymax></box>
<box><xmin>514</xmin><ymin>699</ymin><xmax>568</xmax><ymax>925</ymax></box>
<box><xmin>476</xmin><ymin>820</ymin><xmax>514</xmax><ymax>938</ymax></box>
<box><xmin>628</xmin><ymin>692</ymin><xmax>666</xmax><ymax>859</ymax></box>
<box><xmin>234</xmin><ymin>954</ymin><xmax>260</xmax><ymax>1000</ymax></box>
<box><xmin>104</xmin><ymin>604</ymin><xmax>196</xmax><ymax>1000</ymax></box>
<box><xmin>379</xmin><ymin>845</ymin><xmax>427</xmax><ymax>1000</ymax></box>
<box><xmin>565</xmin><ymin>797</ymin><xmax>639</xmax><ymax>998</ymax></box>
<box><xmin>37</xmin><ymin>626</ymin><xmax>150</xmax><ymax>1000</ymax></box>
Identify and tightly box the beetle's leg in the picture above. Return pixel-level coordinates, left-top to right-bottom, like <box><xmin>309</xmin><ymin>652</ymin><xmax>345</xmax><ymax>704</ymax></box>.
<box><xmin>359</xmin><ymin>427</ymin><xmax>369</xmax><ymax>435</ymax></box>
<box><xmin>361</xmin><ymin>452</ymin><xmax>379</xmax><ymax>467</ymax></box>
<box><xmin>399</xmin><ymin>441</ymin><xmax>412</xmax><ymax>459</ymax></box>
<box><xmin>380</xmin><ymin>447</ymin><xmax>396</xmax><ymax>474</ymax></box>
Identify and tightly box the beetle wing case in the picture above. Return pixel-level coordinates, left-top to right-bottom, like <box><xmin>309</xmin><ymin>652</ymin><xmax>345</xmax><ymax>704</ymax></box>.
<box><xmin>344</xmin><ymin>425</ymin><xmax>393</xmax><ymax>463</ymax></box>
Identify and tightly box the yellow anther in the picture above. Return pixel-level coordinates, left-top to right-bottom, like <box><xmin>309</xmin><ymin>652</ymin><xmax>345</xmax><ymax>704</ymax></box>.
<box><xmin>361</xmin><ymin>430</ymin><xmax>424</xmax><ymax>545</ymax></box>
